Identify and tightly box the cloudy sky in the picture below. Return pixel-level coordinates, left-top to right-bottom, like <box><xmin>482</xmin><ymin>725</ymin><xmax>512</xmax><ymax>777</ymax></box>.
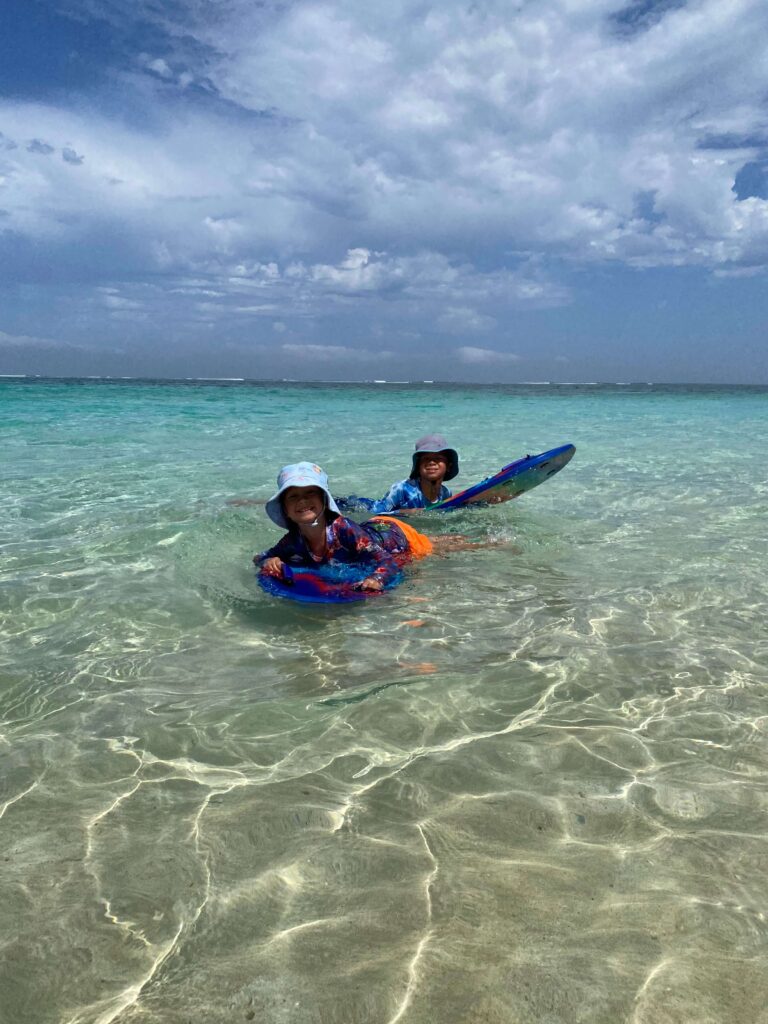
<box><xmin>1</xmin><ymin>0</ymin><xmax>767</xmax><ymax>382</ymax></box>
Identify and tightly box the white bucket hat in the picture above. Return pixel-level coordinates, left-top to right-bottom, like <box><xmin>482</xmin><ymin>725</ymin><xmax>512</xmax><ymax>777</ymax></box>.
<box><xmin>265</xmin><ymin>462</ymin><xmax>340</xmax><ymax>529</ymax></box>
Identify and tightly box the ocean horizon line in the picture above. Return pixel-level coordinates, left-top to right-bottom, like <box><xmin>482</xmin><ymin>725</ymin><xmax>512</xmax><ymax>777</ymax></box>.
<box><xmin>3</xmin><ymin>374</ymin><xmax>768</xmax><ymax>389</ymax></box>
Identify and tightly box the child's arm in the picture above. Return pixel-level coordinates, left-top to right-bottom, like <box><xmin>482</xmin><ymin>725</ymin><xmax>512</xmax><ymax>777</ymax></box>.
<box><xmin>366</xmin><ymin>480</ymin><xmax>415</xmax><ymax>514</ymax></box>
<box><xmin>253</xmin><ymin>533</ymin><xmax>300</xmax><ymax>575</ymax></box>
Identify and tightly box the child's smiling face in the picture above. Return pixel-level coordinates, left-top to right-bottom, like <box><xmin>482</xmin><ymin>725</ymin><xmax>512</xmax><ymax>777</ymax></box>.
<box><xmin>282</xmin><ymin>486</ymin><xmax>325</xmax><ymax>526</ymax></box>
<box><xmin>417</xmin><ymin>452</ymin><xmax>448</xmax><ymax>484</ymax></box>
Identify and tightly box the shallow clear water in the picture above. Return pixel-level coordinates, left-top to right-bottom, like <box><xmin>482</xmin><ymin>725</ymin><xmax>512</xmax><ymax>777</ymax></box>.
<box><xmin>2</xmin><ymin>379</ymin><xmax>767</xmax><ymax>1024</ymax></box>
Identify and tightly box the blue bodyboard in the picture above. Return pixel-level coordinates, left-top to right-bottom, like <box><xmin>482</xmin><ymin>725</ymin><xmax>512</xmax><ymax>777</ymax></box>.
<box><xmin>432</xmin><ymin>444</ymin><xmax>575</xmax><ymax>510</ymax></box>
<box><xmin>258</xmin><ymin>562</ymin><xmax>404</xmax><ymax>604</ymax></box>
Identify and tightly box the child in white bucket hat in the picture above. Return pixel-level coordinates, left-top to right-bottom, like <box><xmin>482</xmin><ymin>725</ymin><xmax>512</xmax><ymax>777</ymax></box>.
<box><xmin>256</xmin><ymin>462</ymin><xmax>435</xmax><ymax>591</ymax></box>
<box><xmin>264</xmin><ymin>462</ymin><xmax>341</xmax><ymax>529</ymax></box>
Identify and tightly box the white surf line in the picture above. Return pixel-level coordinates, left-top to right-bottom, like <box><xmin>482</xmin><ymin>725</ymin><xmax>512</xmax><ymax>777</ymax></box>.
<box><xmin>626</xmin><ymin>686</ymin><xmax>707</xmax><ymax>733</ymax></box>
<box><xmin>103</xmin><ymin>776</ymin><xmax>254</xmax><ymax>1009</ymax></box>
<box><xmin>674</xmin><ymin>824</ymin><xmax>768</xmax><ymax>842</ymax></box>
<box><xmin>82</xmin><ymin>779</ymin><xmax>151</xmax><ymax>946</ymax></box>
<box><xmin>82</xmin><ymin>746</ymin><xmax>234</xmax><ymax>925</ymax></box>
<box><xmin>265</xmin><ymin>916</ymin><xmax>340</xmax><ymax>945</ymax></box>
<box><xmin>1</xmin><ymin>692</ymin><xmax>87</xmax><ymax>728</ymax></box>
<box><xmin>612</xmin><ymin>892</ymin><xmax>765</xmax><ymax>923</ymax></box>
<box><xmin>629</xmin><ymin>957</ymin><xmax>674</xmax><ymax>1023</ymax></box>
<box><xmin>559</xmin><ymin>731</ymin><xmax>646</xmax><ymax>778</ymax></box>
<box><xmin>517</xmin><ymin>725</ymin><xmax>693</xmax><ymax>798</ymax></box>
<box><xmin>94</xmin><ymin>770</ymin><xmax>312</xmax><ymax>1022</ymax></box>
<box><xmin>234</xmin><ymin>737</ymin><xmax>400</xmax><ymax>799</ymax></box>
<box><xmin>185</xmin><ymin>775</ymin><xmax>251</xmax><ymax>933</ymax></box>
<box><xmin>685</xmin><ymin>895</ymin><xmax>766</xmax><ymax>923</ymax></box>
<box><xmin>333</xmin><ymin>679</ymin><xmax>564</xmax><ymax>832</ymax></box>
<box><xmin>0</xmin><ymin>778</ymin><xmax>41</xmax><ymax>820</ymax></box>
<box><xmin>568</xmin><ymin>830</ymin><xmax>670</xmax><ymax>857</ymax></box>
<box><xmin>64</xmin><ymin>920</ymin><xmax>186</xmax><ymax>1024</ymax></box>
<box><xmin>75</xmin><ymin>765</ymin><xmax>250</xmax><ymax>1022</ymax></box>
<box><xmin>386</xmin><ymin>822</ymin><xmax>439</xmax><ymax>1024</ymax></box>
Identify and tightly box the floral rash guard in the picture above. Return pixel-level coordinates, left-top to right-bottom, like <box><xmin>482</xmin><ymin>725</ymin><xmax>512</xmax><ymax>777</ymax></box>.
<box><xmin>338</xmin><ymin>478</ymin><xmax>451</xmax><ymax>514</ymax></box>
<box><xmin>257</xmin><ymin>514</ymin><xmax>409</xmax><ymax>585</ymax></box>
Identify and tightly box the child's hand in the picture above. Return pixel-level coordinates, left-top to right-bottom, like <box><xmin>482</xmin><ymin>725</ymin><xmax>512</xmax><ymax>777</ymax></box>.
<box><xmin>261</xmin><ymin>557</ymin><xmax>284</xmax><ymax>578</ymax></box>
<box><xmin>358</xmin><ymin>576</ymin><xmax>383</xmax><ymax>592</ymax></box>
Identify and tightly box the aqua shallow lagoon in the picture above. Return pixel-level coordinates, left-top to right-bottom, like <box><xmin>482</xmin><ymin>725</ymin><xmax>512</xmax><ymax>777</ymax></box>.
<box><xmin>1</xmin><ymin>380</ymin><xmax>767</xmax><ymax>1023</ymax></box>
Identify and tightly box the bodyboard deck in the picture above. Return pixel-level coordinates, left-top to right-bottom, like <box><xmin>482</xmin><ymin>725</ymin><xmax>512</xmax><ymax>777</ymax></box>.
<box><xmin>258</xmin><ymin>562</ymin><xmax>404</xmax><ymax>604</ymax></box>
<box><xmin>432</xmin><ymin>444</ymin><xmax>575</xmax><ymax>510</ymax></box>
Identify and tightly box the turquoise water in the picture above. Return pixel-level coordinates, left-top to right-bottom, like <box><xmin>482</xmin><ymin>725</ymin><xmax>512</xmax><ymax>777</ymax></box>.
<box><xmin>2</xmin><ymin>378</ymin><xmax>767</xmax><ymax>1024</ymax></box>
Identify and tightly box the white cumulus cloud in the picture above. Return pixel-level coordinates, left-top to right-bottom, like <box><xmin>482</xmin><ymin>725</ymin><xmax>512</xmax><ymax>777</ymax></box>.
<box><xmin>3</xmin><ymin>0</ymin><xmax>768</xmax><ymax>379</ymax></box>
<box><xmin>456</xmin><ymin>346</ymin><xmax>521</xmax><ymax>364</ymax></box>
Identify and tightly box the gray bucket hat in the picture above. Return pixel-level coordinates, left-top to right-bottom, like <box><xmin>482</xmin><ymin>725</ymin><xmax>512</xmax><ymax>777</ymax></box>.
<box><xmin>409</xmin><ymin>434</ymin><xmax>459</xmax><ymax>481</ymax></box>
<box><xmin>265</xmin><ymin>462</ymin><xmax>340</xmax><ymax>529</ymax></box>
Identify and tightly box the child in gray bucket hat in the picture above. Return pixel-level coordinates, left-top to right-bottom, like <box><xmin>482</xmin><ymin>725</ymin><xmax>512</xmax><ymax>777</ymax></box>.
<box><xmin>338</xmin><ymin>434</ymin><xmax>459</xmax><ymax>514</ymax></box>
